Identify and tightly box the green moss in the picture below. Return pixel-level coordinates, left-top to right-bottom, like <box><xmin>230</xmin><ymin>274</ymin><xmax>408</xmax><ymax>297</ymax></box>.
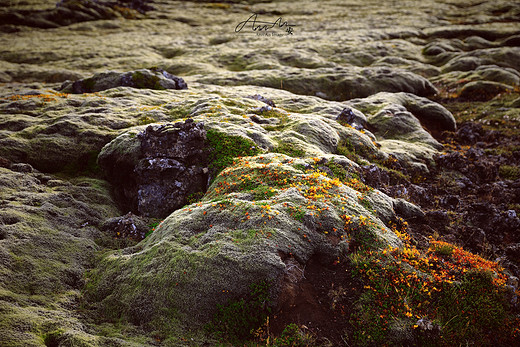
<box><xmin>93</xmin><ymin>322</ymin><xmax>158</xmax><ymax>344</ymax></box>
<box><xmin>339</xmin><ymin>145</ymin><xmax>404</xmax><ymax>187</ymax></box>
<box><xmin>230</xmin><ymin>229</ymin><xmax>259</xmax><ymax>247</ymax></box>
<box><xmin>220</xmin><ymin>54</ymin><xmax>249</xmax><ymax>72</ymax></box>
<box><xmin>206</xmin><ymin>129</ymin><xmax>261</xmax><ymax>177</ymax></box>
<box><xmin>484</xmin><ymin>145</ymin><xmax>520</xmax><ymax>157</ymax></box>
<box><xmin>251</xmin><ymin>185</ymin><xmax>277</xmax><ymax>200</ymax></box>
<box><xmin>59</xmin><ymin>150</ymin><xmax>101</xmax><ymax>178</ymax></box>
<box><xmin>136</xmin><ymin>115</ymin><xmax>157</xmax><ymax>125</ymax></box>
<box><xmin>431</xmin><ymin>242</ymin><xmax>455</xmax><ymax>256</ymax></box>
<box><xmin>348</xmin><ymin>223</ymin><xmax>386</xmax><ymax>252</ymax></box>
<box><xmin>43</xmin><ymin>329</ymin><xmax>65</xmax><ymax>346</ymax></box>
<box><xmin>186</xmin><ymin>191</ymin><xmax>205</xmax><ymax>205</ymax></box>
<box><xmin>368</xmin><ymin>155</ymin><xmax>410</xmax><ymax>183</ymax></box>
<box><xmin>169</xmin><ymin>105</ymin><xmax>191</xmax><ymax>120</ymax></box>
<box><xmin>293</xmin><ymin>164</ymin><xmax>306</xmax><ymax>172</ymax></box>
<box><xmin>260</xmin><ymin>109</ymin><xmax>288</xmax><ymax>121</ymax></box>
<box><xmin>499</xmin><ymin>165</ymin><xmax>520</xmax><ymax>180</ymax></box>
<box><xmin>337</xmin><ymin>140</ymin><xmax>363</xmax><ymax>164</ymax></box>
<box><xmin>273</xmin><ymin>323</ymin><xmax>313</xmax><ymax>347</ymax></box>
<box><xmin>323</xmin><ymin>159</ymin><xmax>348</xmax><ymax>180</ymax></box>
<box><xmin>437</xmin><ymin>270</ymin><xmax>514</xmax><ymax>345</ymax></box>
<box><xmin>286</xmin><ymin>205</ymin><xmax>305</xmax><ymax>221</ymax></box>
<box><xmin>247</xmin><ymin>108</ymin><xmax>291</xmax><ymax>132</ymax></box>
<box><xmin>438</xmin><ymin>92</ymin><xmax>520</xmax><ymax>137</ymax></box>
<box><xmin>145</xmin><ymin>220</ymin><xmax>162</xmax><ymax>238</ymax></box>
<box><xmin>205</xmin><ymin>163</ymin><xmax>298</xmax><ymax>201</ymax></box>
<box><xmin>205</xmin><ymin>281</ymin><xmax>271</xmax><ymax>344</ymax></box>
<box><xmin>358</xmin><ymin>195</ymin><xmax>373</xmax><ymax>210</ymax></box>
<box><xmin>272</xmin><ymin>142</ymin><xmax>305</xmax><ymax>157</ymax></box>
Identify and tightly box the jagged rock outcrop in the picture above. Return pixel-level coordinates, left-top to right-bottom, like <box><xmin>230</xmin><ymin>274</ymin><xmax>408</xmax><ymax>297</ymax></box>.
<box><xmin>98</xmin><ymin>119</ymin><xmax>209</xmax><ymax>218</ymax></box>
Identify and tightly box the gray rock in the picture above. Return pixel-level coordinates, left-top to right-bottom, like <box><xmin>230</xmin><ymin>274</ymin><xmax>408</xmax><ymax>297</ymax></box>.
<box><xmin>393</xmin><ymin>198</ymin><xmax>425</xmax><ymax>221</ymax></box>
<box><xmin>101</xmin><ymin>212</ymin><xmax>149</xmax><ymax>241</ymax></box>
<box><xmin>10</xmin><ymin>162</ymin><xmax>33</xmax><ymax>173</ymax></box>
<box><xmin>442</xmin><ymin>56</ymin><xmax>482</xmax><ymax>72</ymax></box>
<box><xmin>350</xmin><ymin>92</ymin><xmax>456</xmax><ymax>137</ymax></box>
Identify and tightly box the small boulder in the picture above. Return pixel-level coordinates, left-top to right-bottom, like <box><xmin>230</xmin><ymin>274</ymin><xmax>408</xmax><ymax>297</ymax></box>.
<box><xmin>59</xmin><ymin>68</ymin><xmax>187</xmax><ymax>94</ymax></box>
<box><xmin>442</xmin><ymin>56</ymin><xmax>482</xmax><ymax>73</ymax></box>
<box><xmin>247</xmin><ymin>94</ymin><xmax>276</xmax><ymax>107</ymax></box>
<box><xmin>349</xmin><ymin>92</ymin><xmax>456</xmax><ymax>139</ymax></box>
<box><xmin>336</xmin><ymin>107</ymin><xmax>367</xmax><ymax>130</ymax></box>
<box><xmin>458</xmin><ymin>81</ymin><xmax>513</xmax><ymax>101</ymax></box>
<box><xmin>10</xmin><ymin>163</ymin><xmax>34</xmax><ymax>173</ymax></box>
<box><xmin>393</xmin><ymin>198</ymin><xmax>426</xmax><ymax>222</ymax></box>
<box><xmin>101</xmin><ymin>212</ymin><xmax>149</xmax><ymax>241</ymax></box>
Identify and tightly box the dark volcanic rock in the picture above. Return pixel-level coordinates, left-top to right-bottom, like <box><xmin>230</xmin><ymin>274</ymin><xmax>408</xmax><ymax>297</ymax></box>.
<box><xmin>336</xmin><ymin>107</ymin><xmax>367</xmax><ymax>130</ymax></box>
<box><xmin>135</xmin><ymin>121</ymin><xmax>208</xmax><ymax>217</ymax></box>
<box><xmin>98</xmin><ymin>119</ymin><xmax>209</xmax><ymax>218</ymax></box>
<box><xmin>456</xmin><ymin>122</ymin><xmax>486</xmax><ymax>145</ymax></box>
<box><xmin>439</xmin><ymin>195</ymin><xmax>460</xmax><ymax>210</ymax></box>
<box><xmin>435</xmin><ymin>149</ymin><xmax>498</xmax><ymax>184</ymax></box>
<box><xmin>361</xmin><ymin>164</ymin><xmax>390</xmax><ymax>188</ymax></box>
<box><xmin>506</xmin><ymin>243</ymin><xmax>520</xmax><ymax>260</ymax></box>
<box><xmin>247</xmin><ymin>94</ymin><xmax>276</xmax><ymax>107</ymax></box>
<box><xmin>425</xmin><ymin>210</ymin><xmax>450</xmax><ymax>233</ymax></box>
<box><xmin>0</xmin><ymin>156</ymin><xmax>11</xmax><ymax>169</ymax></box>
<box><xmin>101</xmin><ymin>212</ymin><xmax>148</xmax><ymax>240</ymax></box>
<box><xmin>10</xmin><ymin>163</ymin><xmax>34</xmax><ymax>173</ymax></box>
<box><xmin>59</xmin><ymin>68</ymin><xmax>187</xmax><ymax>94</ymax></box>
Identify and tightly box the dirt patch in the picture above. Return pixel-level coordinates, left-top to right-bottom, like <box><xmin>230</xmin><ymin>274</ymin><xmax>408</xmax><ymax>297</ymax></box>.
<box><xmin>271</xmin><ymin>256</ymin><xmax>363</xmax><ymax>345</ymax></box>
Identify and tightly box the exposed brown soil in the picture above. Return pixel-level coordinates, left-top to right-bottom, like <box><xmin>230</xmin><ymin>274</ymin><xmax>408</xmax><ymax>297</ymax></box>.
<box><xmin>271</xmin><ymin>256</ymin><xmax>363</xmax><ymax>345</ymax></box>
